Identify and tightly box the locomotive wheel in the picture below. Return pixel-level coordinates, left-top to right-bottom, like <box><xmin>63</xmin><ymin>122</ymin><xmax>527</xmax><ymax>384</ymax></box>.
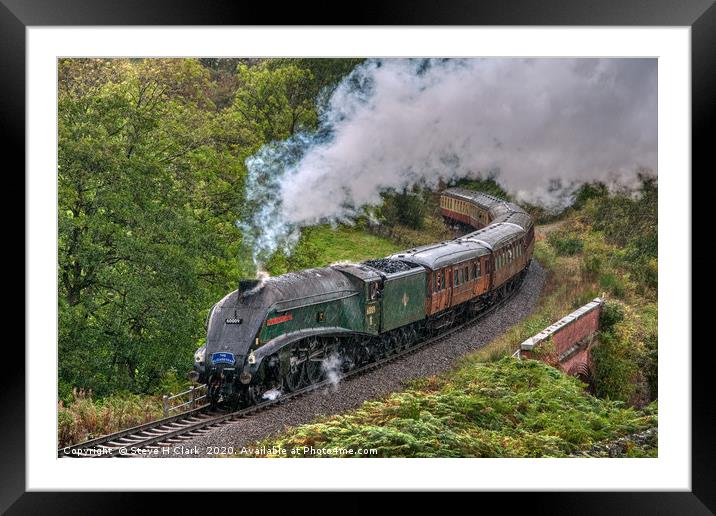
<box><xmin>376</xmin><ymin>334</ymin><xmax>391</xmax><ymax>359</ymax></box>
<box><xmin>245</xmin><ymin>384</ymin><xmax>262</xmax><ymax>406</ymax></box>
<box><xmin>388</xmin><ymin>332</ymin><xmax>401</xmax><ymax>355</ymax></box>
<box><xmin>402</xmin><ymin>326</ymin><xmax>417</xmax><ymax>350</ymax></box>
<box><xmin>208</xmin><ymin>383</ymin><xmax>221</xmax><ymax>409</ymax></box>
<box><xmin>306</xmin><ymin>338</ymin><xmax>326</xmax><ymax>384</ymax></box>
<box><xmin>354</xmin><ymin>338</ymin><xmax>371</xmax><ymax>368</ymax></box>
<box><xmin>284</xmin><ymin>348</ymin><xmax>307</xmax><ymax>392</ymax></box>
<box><xmin>341</xmin><ymin>340</ymin><xmax>360</xmax><ymax>372</ymax></box>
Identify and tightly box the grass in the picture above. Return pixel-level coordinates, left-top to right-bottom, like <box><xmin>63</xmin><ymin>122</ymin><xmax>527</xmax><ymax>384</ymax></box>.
<box><xmin>265</xmin><ymin>224</ymin><xmax>404</xmax><ymax>275</ymax></box>
<box><xmin>303</xmin><ymin>225</ymin><xmax>404</xmax><ymax>265</ymax></box>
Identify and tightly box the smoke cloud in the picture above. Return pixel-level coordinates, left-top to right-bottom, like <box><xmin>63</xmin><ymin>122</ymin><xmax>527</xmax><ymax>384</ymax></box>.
<box><xmin>241</xmin><ymin>58</ymin><xmax>657</xmax><ymax>264</ymax></box>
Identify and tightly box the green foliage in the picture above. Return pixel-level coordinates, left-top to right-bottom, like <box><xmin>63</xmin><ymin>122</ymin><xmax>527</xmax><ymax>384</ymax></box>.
<box><xmin>231</xmin><ymin>62</ymin><xmax>318</xmax><ymax>145</ymax></box>
<box><xmin>59</xmin><ymin>58</ymin><xmax>243</xmax><ymax>396</ymax></box>
<box><xmin>592</xmin><ymin>332</ymin><xmax>637</xmax><ymax>402</ymax></box>
<box><xmin>255</xmin><ymin>358</ymin><xmax>656</xmax><ymax>457</ymax></box>
<box><xmin>598</xmin><ymin>272</ymin><xmax>626</xmax><ymax>298</ymax></box>
<box><xmin>573</xmin><ymin>182</ymin><xmax>609</xmax><ymax>209</ymax></box>
<box><xmin>266</xmin><ymin>58</ymin><xmax>365</xmax><ymax>102</ymax></box>
<box><xmin>582</xmin><ymin>173</ymin><xmax>657</xmax><ymax>290</ymax></box>
<box><xmin>599</xmin><ymin>301</ymin><xmax>625</xmax><ymax>331</ymax></box>
<box><xmin>378</xmin><ymin>187</ymin><xmax>429</xmax><ymax>230</ymax></box>
<box><xmin>547</xmin><ymin>232</ymin><xmax>584</xmax><ymax>256</ymax></box>
<box><xmin>454</xmin><ymin>174</ymin><xmax>510</xmax><ymax>199</ymax></box>
<box><xmin>592</xmin><ymin>300</ymin><xmax>656</xmax><ymax>404</ymax></box>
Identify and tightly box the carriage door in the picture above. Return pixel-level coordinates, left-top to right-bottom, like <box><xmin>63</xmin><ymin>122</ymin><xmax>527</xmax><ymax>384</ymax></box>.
<box><xmin>366</xmin><ymin>281</ymin><xmax>381</xmax><ymax>334</ymax></box>
<box><xmin>446</xmin><ymin>268</ymin><xmax>453</xmax><ymax>308</ymax></box>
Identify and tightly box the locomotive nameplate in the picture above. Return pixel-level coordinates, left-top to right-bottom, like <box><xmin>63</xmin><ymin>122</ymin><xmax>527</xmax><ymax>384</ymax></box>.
<box><xmin>267</xmin><ymin>313</ymin><xmax>293</xmax><ymax>326</ymax></box>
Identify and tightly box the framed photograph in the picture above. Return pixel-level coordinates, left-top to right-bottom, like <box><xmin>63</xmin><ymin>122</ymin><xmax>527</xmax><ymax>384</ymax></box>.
<box><xmin>9</xmin><ymin>0</ymin><xmax>712</xmax><ymax>511</ymax></box>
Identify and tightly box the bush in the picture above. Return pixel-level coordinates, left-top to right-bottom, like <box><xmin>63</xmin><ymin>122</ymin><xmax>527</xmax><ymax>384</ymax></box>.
<box><xmin>598</xmin><ymin>273</ymin><xmax>626</xmax><ymax>298</ymax></box>
<box><xmin>58</xmin><ymin>389</ymin><xmax>163</xmax><ymax>447</ymax></box>
<box><xmin>548</xmin><ymin>232</ymin><xmax>584</xmax><ymax>256</ymax></box>
<box><xmin>592</xmin><ymin>302</ymin><xmax>655</xmax><ymax>405</ymax></box>
<box><xmin>599</xmin><ymin>301</ymin><xmax>625</xmax><ymax>332</ymax></box>
<box><xmin>582</xmin><ymin>254</ymin><xmax>602</xmax><ymax>275</ymax></box>
<box><xmin>591</xmin><ymin>332</ymin><xmax>637</xmax><ymax>402</ymax></box>
<box><xmin>378</xmin><ymin>188</ymin><xmax>428</xmax><ymax>230</ymax></box>
<box><xmin>533</xmin><ymin>240</ymin><xmax>557</xmax><ymax>270</ymax></box>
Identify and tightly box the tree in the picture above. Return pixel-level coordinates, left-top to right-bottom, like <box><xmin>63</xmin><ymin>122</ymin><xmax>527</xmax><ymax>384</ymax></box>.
<box><xmin>58</xmin><ymin>59</ymin><xmax>247</xmax><ymax>397</ymax></box>
<box><xmin>230</xmin><ymin>63</ymin><xmax>318</xmax><ymax>145</ymax></box>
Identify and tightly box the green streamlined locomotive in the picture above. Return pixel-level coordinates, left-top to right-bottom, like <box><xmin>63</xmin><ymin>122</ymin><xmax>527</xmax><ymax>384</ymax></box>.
<box><xmin>194</xmin><ymin>188</ymin><xmax>534</xmax><ymax>407</ymax></box>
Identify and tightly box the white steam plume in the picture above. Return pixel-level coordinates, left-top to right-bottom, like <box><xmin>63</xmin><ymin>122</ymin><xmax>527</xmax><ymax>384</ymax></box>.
<box><xmin>321</xmin><ymin>353</ymin><xmax>343</xmax><ymax>389</ymax></box>
<box><xmin>240</xmin><ymin>58</ymin><xmax>657</xmax><ymax>264</ymax></box>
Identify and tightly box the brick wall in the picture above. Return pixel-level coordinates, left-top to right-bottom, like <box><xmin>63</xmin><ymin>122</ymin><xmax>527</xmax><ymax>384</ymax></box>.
<box><xmin>518</xmin><ymin>298</ymin><xmax>603</xmax><ymax>381</ymax></box>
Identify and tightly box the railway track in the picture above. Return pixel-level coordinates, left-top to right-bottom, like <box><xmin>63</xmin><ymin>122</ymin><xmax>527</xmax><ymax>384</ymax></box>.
<box><xmin>59</xmin><ymin>268</ymin><xmax>527</xmax><ymax>458</ymax></box>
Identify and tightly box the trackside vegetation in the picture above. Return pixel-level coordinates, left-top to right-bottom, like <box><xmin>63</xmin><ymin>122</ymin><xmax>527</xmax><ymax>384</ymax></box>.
<box><xmin>255</xmin><ymin>358</ymin><xmax>657</xmax><ymax>458</ymax></box>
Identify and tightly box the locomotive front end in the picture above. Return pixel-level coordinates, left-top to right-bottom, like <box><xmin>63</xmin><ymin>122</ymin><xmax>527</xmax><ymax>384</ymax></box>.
<box><xmin>201</xmin><ymin>279</ymin><xmax>269</xmax><ymax>407</ymax></box>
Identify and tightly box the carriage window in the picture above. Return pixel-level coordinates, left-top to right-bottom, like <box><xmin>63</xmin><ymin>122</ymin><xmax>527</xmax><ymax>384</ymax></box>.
<box><xmin>477</xmin><ymin>261</ymin><xmax>481</xmax><ymax>277</ymax></box>
<box><xmin>454</xmin><ymin>271</ymin><xmax>459</xmax><ymax>287</ymax></box>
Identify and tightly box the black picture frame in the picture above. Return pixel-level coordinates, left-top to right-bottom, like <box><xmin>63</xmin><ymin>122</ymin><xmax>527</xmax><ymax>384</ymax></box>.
<box><xmin>7</xmin><ymin>0</ymin><xmax>713</xmax><ymax>512</ymax></box>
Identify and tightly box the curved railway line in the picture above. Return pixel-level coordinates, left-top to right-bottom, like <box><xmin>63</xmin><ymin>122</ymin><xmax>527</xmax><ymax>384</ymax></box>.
<box><xmin>59</xmin><ymin>268</ymin><xmax>527</xmax><ymax>458</ymax></box>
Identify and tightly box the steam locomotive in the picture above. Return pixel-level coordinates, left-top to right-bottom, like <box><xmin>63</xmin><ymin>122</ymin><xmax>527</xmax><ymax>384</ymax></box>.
<box><xmin>193</xmin><ymin>188</ymin><xmax>534</xmax><ymax>407</ymax></box>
